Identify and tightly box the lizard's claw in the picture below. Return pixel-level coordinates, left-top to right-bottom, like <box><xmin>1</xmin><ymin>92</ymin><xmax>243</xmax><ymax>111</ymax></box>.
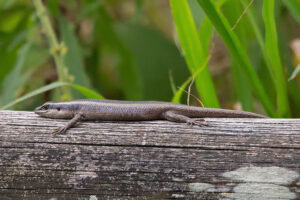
<box><xmin>186</xmin><ymin>119</ymin><xmax>207</xmax><ymax>127</ymax></box>
<box><xmin>52</xmin><ymin>127</ymin><xmax>67</xmax><ymax>135</ymax></box>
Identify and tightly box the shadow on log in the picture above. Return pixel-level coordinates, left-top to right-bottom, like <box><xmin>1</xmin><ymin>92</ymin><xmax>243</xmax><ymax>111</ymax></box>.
<box><xmin>0</xmin><ymin>111</ymin><xmax>299</xmax><ymax>199</ymax></box>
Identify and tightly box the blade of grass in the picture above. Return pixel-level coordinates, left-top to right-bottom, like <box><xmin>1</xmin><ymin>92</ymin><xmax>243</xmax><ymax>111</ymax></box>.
<box><xmin>71</xmin><ymin>84</ymin><xmax>104</xmax><ymax>99</ymax></box>
<box><xmin>235</xmin><ymin>1</ymin><xmax>287</xmax><ymax>115</ymax></box>
<box><xmin>168</xmin><ymin>70</ymin><xmax>177</xmax><ymax>95</ymax></box>
<box><xmin>172</xmin><ymin>56</ymin><xmax>210</xmax><ymax>104</ymax></box>
<box><xmin>0</xmin><ymin>43</ymin><xmax>31</xmax><ymax>106</ymax></box>
<box><xmin>283</xmin><ymin>0</ymin><xmax>300</xmax><ymax>24</ymax></box>
<box><xmin>288</xmin><ymin>64</ymin><xmax>300</xmax><ymax>81</ymax></box>
<box><xmin>240</xmin><ymin>1</ymin><xmax>277</xmax><ymax>107</ymax></box>
<box><xmin>240</xmin><ymin>1</ymin><xmax>267</xmax><ymax>66</ymax></box>
<box><xmin>170</xmin><ymin>0</ymin><xmax>219</xmax><ymax>108</ymax></box>
<box><xmin>198</xmin><ymin>17</ymin><xmax>212</xmax><ymax>57</ymax></box>
<box><xmin>225</xmin><ymin>1</ymin><xmax>253</xmax><ymax>111</ymax></box>
<box><xmin>1</xmin><ymin>82</ymin><xmax>67</xmax><ymax>110</ymax></box>
<box><xmin>1</xmin><ymin>82</ymin><xmax>104</xmax><ymax>110</ymax></box>
<box><xmin>263</xmin><ymin>1</ymin><xmax>290</xmax><ymax>117</ymax></box>
<box><xmin>197</xmin><ymin>0</ymin><xmax>275</xmax><ymax>116</ymax></box>
<box><xmin>211</xmin><ymin>0</ymin><xmax>253</xmax><ymax>112</ymax></box>
<box><xmin>231</xmin><ymin>0</ymin><xmax>254</xmax><ymax>31</ymax></box>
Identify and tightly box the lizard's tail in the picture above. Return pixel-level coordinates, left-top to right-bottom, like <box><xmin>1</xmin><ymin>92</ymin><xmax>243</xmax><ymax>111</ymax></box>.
<box><xmin>175</xmin><ymin>106</ymin><xmax>268</xmax><ymax>118</ymax></box>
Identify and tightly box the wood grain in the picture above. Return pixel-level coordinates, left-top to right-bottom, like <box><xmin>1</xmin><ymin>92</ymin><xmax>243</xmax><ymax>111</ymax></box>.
<box><xmin>0</xmin><ymin>111</ymin><xmax>299</xmax><ymax>199</ymax></box>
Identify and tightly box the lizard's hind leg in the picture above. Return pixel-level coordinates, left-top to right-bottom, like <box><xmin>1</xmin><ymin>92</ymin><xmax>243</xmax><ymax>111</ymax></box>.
<box><xmin>163</xmin><ymin>111</ymin><xmax>206</xmax><ymax>127</ymax></box>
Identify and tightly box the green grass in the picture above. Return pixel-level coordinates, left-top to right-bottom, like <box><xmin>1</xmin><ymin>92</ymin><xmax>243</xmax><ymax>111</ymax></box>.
<box><xmin>0</xmin><ymin>0</ymin><xmax>299</xmax><ymax>117</ymax></box>
<box><xmin>170</xmin><ymin>0</ymin><xmax>219</xmax><ymax>108</ymax></box>
<box><xmin>262</xmin><ymin>1</ymin><xmax>290</xmax><ymax>117</ymax></box>
<box><xmin>197</xmin><ymin>0</ymin><xmax>275</xmax><ymax>116</ymax></box>
<box><xmin>0</xmin><ymin>81</ymin><xmax>103</xmax><ymax>110</ymax></box>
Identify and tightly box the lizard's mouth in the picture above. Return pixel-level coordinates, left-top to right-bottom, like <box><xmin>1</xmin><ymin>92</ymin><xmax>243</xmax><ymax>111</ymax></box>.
<box><xmin>34</xmin><ymin>106</ymin><xmax>47</xmax><ymax>115</ymax></box>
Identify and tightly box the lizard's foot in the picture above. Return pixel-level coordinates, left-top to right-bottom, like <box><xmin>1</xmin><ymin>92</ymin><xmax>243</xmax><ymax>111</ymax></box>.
<box><xmin>52</xmin><ymin>126</ymin><xmax>68</xmax><ymax>135</ymax></box>
<box><xmin>52</xmin><ymin>113</ymin><xmax>83</xmax><ymax>135</ymax></box>
<box><xmin>186</xmin><ymin>118</ymin><xmax>207</xmax><ymax>127</ymax></box>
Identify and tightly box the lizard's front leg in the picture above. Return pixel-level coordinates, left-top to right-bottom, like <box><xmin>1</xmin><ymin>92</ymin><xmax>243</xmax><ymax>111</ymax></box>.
<box><xmin>53</xmin><ymin>113</ymin><xmax>84</xmax><ymax>135</ymax></box>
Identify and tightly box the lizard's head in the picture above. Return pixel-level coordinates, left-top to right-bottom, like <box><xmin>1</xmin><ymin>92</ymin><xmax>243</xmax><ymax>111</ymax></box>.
<box><xmin>34</xmin><ymin>102</ymin><xmax>74</xmax><ymax>119</ymax></box>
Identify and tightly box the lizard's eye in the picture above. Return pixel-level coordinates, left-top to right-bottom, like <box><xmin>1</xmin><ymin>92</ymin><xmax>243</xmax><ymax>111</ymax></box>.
<box><xmin>41</xmin><ymin>105</ymin><xmax>49</xmax><ymax>110</ymax></box>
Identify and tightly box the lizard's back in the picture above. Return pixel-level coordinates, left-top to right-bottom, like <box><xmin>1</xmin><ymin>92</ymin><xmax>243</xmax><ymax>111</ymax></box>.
<box><xmin>50</xmin><ymin>99</ymin><xmax>267</xmax><ymax>120</ymax></box>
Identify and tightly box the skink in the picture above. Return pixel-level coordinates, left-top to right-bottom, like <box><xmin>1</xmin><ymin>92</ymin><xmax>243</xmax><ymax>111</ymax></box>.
<box><xmin>34</xmin><ymin>99</ymin><xmax>267</xmax><ymax>134</ymax></box>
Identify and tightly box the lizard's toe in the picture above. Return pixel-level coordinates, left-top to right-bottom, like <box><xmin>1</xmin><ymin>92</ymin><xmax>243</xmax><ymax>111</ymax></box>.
<box><xmin>52</xmin><ymin>127</ymin><xmax>67</xmax><ymax>135</ymax></box>
<box><xmin>186</xmin><ymin>119</ymin><xmax>207</xmax><ymax>127</ymax></box>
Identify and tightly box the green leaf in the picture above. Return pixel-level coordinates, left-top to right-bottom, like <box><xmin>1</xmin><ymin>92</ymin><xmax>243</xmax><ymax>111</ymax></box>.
<box><xmin>239</xmin><ymin>1</ymin><xmax>277</xmax><ymax>109</ymax></box>
<box><xmin>79</xmin><ymin>0</ymin><xmax>102</xmax><ymax>19</ymax></box>
<box><xmin>46</xmin><ymin>0</ymin><xmax>59</xmax><ymax>16</ymax></box>
<box><xmin>198</xmin><ymin>17</ymin><xmax>212</xmax><ymax>55</ymax></box>
<box><xmin>169</xmin><ymin>70</ymin><xmax>177</xmax><ymax>95</ymax></box>
<box><xmin>197</xmin><ymin>0</ymin><xmax>275</xmax><ymax>116</ymax></box>
<box><xmin>263</xmin><ymin>1</ymin><xmax>290</xmax><ymax>117</ymax></box>
<box><xmin>172</xmin><ymin>56</ymin><xmax>210</xmax><ymax>104</ymax></box>
<box><xmin>0</xmin><ymin>82</ymin><xmax>104</xmax><ymax>110</ymax></box>
<box><xmin>170</xmin><ymin>0</ymin><xmax>219</xmax><ymax>108</ymax></box>
<box><xmin>0</xmin><ymin>43</ymin><xmax>31</xmax><ymax>107</ymax></box>
<box><xmin>0</xmin><ymin>7</ymin><xmax>31</xmax><ymax>85</ymax></box>
<box><xmin>283</xmin><ymin>0</ymin><xmax>300</xmax><ymax>24</ymax></box>
<box><xmin>289</xmin><ymin>64</ymin><xmax>300</xmax><ymax>81</ymax></box>
<box><xmin>116</xmin><ymin>23</ymin><xmax>189</xmax><ymax>101</ymax></box>
<box><xmin>59</xmin><ymin>16</ymin><xmax>92</xmax><ymax>98</ymax></box>
<box><xmin>232</xmin><ymin>61</ymin><xmax>253</xmax><ymax>111</ymax></box>
<box><xmin>223</xmin><ymin>1</ymin><xmax>253</xmax><ymax>111</ymax></box>
<box><xmin>1</xmin><ymin>82</ymin><xmax>68</xmax><ymax>110</ymax></box>
<box><xmin>95</xmin><ymin>7</ymin><xmax>142</xmax><ymax>100</ymax></box>
<box><xmin>0</xmin><ymin>6</ymin><xmax>27</xmax><ymax>32</ymax></box>
<box><xmin>71</xmin><ymin>84</ymin><xmax>104</xmax><ymax>99</ymax></box>
<box><xmin>187</xmin><ymin>0</ymin><xmax>206</xmax><ymax>28</ymax></box>
<box><xmin>172</xmin><ymin>75</ymin><xmax>194</xmax><ymax>104</ymax></box>
<box><xmin>240</xmin><ymin>1</ymin><xmax>265</xmax><ymax>56</ymax></box>
<box><xmin>0</xmin><ymin>48</ymin><xmax>17</xmax><ymax>85</ymax></box>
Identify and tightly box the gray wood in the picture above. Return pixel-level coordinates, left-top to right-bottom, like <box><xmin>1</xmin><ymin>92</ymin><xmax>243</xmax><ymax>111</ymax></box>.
<box><xmin>0</xmin><ymin>110</ymin><xmax>299</xmax><ymax>200</ymax></box>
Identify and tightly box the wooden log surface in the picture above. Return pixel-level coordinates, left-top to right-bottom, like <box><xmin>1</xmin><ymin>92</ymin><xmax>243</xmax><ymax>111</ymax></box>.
<box><xmin>0</xmin><ymin>110</ymin><xmax>299</xmax><ymax>200</ymax></box>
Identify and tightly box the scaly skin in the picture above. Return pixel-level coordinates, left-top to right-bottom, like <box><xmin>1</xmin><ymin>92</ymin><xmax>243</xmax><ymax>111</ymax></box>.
<box><xmin>34</xmin><ymin>99</ymin><xmax>267</xmax><ymax>134</ymax></box>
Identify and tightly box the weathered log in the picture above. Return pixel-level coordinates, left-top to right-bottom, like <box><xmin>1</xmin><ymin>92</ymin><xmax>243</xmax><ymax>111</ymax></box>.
<box><xmin>0</xmin><ymin>110</ymin><xmax>299</xmax><ymax>199</ymax></box>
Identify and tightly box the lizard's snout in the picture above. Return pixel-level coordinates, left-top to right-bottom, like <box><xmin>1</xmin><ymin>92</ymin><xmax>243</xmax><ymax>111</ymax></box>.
<box><xmin>34</xmin><ymin>106</ymin><xmax>46</xmax><ymax>115</ymax></box>
<box><xmin>34</xmin><ymin>106</ymin><xmax>41</xmax><ymax>112</ymax></box>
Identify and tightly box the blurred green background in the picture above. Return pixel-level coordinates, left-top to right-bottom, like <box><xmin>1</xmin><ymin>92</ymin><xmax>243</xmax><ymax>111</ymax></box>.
<box><xmin>0</xmin><ymin>0</ymin><xmax>299</xmax><ymax>118</ymax></box>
